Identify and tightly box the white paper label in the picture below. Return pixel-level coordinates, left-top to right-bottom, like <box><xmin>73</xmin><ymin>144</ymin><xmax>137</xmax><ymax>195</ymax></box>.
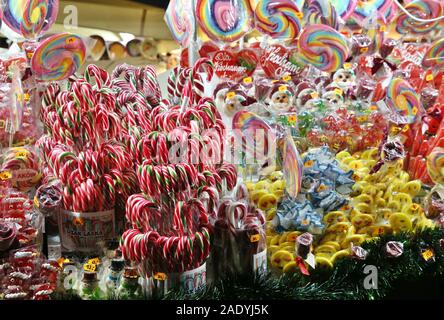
<box><xmin>253</xmin><ymin>249</ymin><xmax>267</xmax><ymax>275</ymax></box>
<box><xmin>180</xmin><ymin>263</ymin><xmax>206</xmax><ymax>294</ymax></box>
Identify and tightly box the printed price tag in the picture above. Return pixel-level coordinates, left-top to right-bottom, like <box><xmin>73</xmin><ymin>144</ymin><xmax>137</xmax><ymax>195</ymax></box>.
<box><xmin>421</xmin><ymin>249</ymin><xmax>434</xmax><ymax>262</ymax></box>
<box><xmin>426</xmin><ymin>74</ymin><xmax>434</xmax><ymax>82</ymax></box>
<box><xmin>154</xmin><ymin>272</ymin><xmax>167</xmax><ymax>281</ymax></box>
<box><xmin>243</xmin><ymin>77</ymin><xmax>253</xmax><ymax>84</ymax></box>
<box><xmin>250</xmin><ymin>234</ymin><xmax>260</xmax><ymax>243</ymax></box>
<box><xmin>226</xmin><ymin>91</ymin><xmax>235</xmax><ymax>99</ymax></box>
<box><xmin>380</xmin><ymin>26</ymin><xmax>386</xmax><ymax>32</ymax></box>
<box><xmin>360</xmin><ymin>47</ymin><xmax>369</xmax><ymax>53</ymax></box>
<box><xmin>282</xmin><ymin>75</ymin><xmax>292</xmax><ymax>82</ymax></box>
<box><xmin>310</xmin><ymin>92</ymin><xmax>319</xmax><ymax>99</ymax></box>
<box><xmin>33</xmin><ymin>196</ymin><xmax>40</xmax><ymax>208</ymax></box>
<box><xmin>334</xmin><ymin>88</ymin><xmax>343</xmax><ymax>96</ymax></box>
<box><xmin>88</xmin><ymin>258</ymin><xmax>101</xmax><ymax>265</ymax></box>
<box><xmin>83</xmin><ymin>263</ymin><xmax>96</xmax><ymax>272</ymax></box>
<box><xmin>279</xmin><ymin>85</ymin><xmax>288</xmax><ymax>92</ymax></box>
<box><xmin>0</xmin><ymin>171</ymin><xmax>12</xmax><ymax>180</ymax></box>
<box><xmin>344</xmin><ymin>63</ymin><xmax>352</xmax><ymax>70</ymax></box>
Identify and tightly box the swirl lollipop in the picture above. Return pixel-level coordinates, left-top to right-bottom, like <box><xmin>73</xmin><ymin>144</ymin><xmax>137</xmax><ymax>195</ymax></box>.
<box><xmin>232</xmin><ymin>111</ymin><xmax>274</xmax><ymax>163</ymax></box>
<box><xmin>254</xmin><ymin>0</ymin><xmax>302</xmax><ymax>40</ymax></box>
<box><xmin>352</xmin><ymin>0</ymin><xmax>393</xmax><ymax>26</ymax></box>
<box><xmin>1</xmin><ymin>0</ymin><xmax>59</xmax><ymax>39</ymax></box>
<box><xmin>196</xmin><ymin>0</ymin><xmax>254</xmax><ymax>42</ymax></box>
<box><xmin>386</xmin><ymin>77</ymin><xmax>421</xmax><ymax>124</ymax></box>
<box><xmin>305</xmin><ymin>0</ymin><xmax>339</xmax><ymax>30</ymax></box>
<box><xmin>283</xmin><ymin>135</ymin><xmax>302</xmax><ymax>199</ymax></box>
<box><xmin>394</xmin><ymin>0</ymin><xmax>443</xmax><ymax>35</ymax></box>
<box><xmin>329</xmin><ymin>0</ymin><xmax>357</xmax><ymax>20</ymax></box>
<box><xmin>422</xmin><ymin>38</ymin><xmax>444</xmax><ymax>70</ymax></box>
<box><xmin>297</xmin><ymin>24</ymin><xmax>349</xmax><ymax>73</ymax></box>
<box><xmin>164</xmin><ymin>0</ymin><xmax>193</xmax><ymax>47</ymax></box>
<box><xmin>31</xmin><ymin>33</ymin><xmax>86</xmax><ymax>81</ymax></box>
<box><xmin>427</xmin><ymin>147</ymin><xmax>444</xmax><ymax>185</ymax></box>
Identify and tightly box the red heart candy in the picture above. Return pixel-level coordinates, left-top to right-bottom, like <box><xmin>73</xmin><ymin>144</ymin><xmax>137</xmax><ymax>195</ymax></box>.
<box><xmin>260</xmin><ymin>44</ymin><xmax>303</xmax><ymax>79</ymax></box>
<box><xmin>212</xmin><ymin>49</ymin><xmax>257</xmax><ymax>80</ymax></box>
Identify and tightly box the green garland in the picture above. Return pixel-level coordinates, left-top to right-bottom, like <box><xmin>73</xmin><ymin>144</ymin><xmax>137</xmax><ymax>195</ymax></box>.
<box><xmin>164</xmin><ymin>227</ymin><xmax>444</xmax><ymax>300</ymax></box>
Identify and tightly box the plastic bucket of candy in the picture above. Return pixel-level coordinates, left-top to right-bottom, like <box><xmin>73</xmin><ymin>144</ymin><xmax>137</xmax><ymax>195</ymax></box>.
<box><xmin>58</xmin><ymin>209</ymin><xmax>115</xmax><ymax>253</ymax></box>
<box><xmin>209</xmin><ymin>200</ymin><xmax>267</xmax><ymax>281</ymax></box>
<box><xmin>146</xmin><ymin>263</ymin><xmax>207</xmax><ymax>298</ymax></box>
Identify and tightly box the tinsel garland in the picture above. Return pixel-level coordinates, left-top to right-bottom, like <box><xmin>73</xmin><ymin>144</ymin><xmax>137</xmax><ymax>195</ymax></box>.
<box><xmin>164</xmin><ymin>228</ymin><xmax>444</xmax><ymax>300</ymax></box>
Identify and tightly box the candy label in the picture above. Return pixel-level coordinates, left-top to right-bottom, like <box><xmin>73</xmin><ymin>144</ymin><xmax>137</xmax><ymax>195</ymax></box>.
<box><xmin>253</xmin><ymin>249</ymin><xmax>267</xmax><ymax>275</ymax></box>
<box><xmin>243</xmin><ymin>77</ymin><xmax>253</xmax><ymax>84</ymax></box>
<box><xmin>279</xmin><ymin>85</ymin><xmax>288</xmax><ymax>93</ymax></box>
<box><xmin>180</xmin><ymin>263</ymin><xmax>206</xmax><ymax>294</ymax></box>
<box><xmin>213</xmin><ymin>49</ymin><xmax>257</xmax><ymax>80</ymax></box>
<box><xmin>0</xmin><ymin>171</ymin><xmax>12</xmax><ymax>180</ymax></box>
<box><xmin>282</xmin><ymin>75</ymin><xmax>292</xmax><ymax>82</ymax></box>
<box><xmin>250</xmin><ymin>234</ymin><xmax>260</xmax><ymax>242</ymax></box>
<box><xmin>154</xmin><ymin>272</ymin><xmax>167</xmax><ymax>281</ymax></box>
<box><xmin>344</xmin><ymin>63</ymin><xmax>352</xmax><ymax>70</ymax></box>
<box><xmin>426</xmin><ymin>74</ymin><xmax>434</xmax><ymax>82</ymax></box>
<box><xmin>421</xmin><ymin>249</ymin><xmax>434</xmax><ymax>262</ymax></box>
<box><xmin>88</xmin><ymin>258</ymin><xmax>101</xmax><ymax>265</ymax></box>
<box><xmin>84</xmin><ymin>263</ymin><xmax>96</xmax><ymax>272</ymax></box>
<box><xmin>334</xmin><ymin>88</ymin><xmax>343</xmax><ymax>96</ymax></box>
<box><xmin>310</xmin><ymin>92</ymin><xmax>319</xmax><ymax>99</ymax></box>
<box><xmin>226</xmin><ymin>91</ymin><xmax>236</xmax><ymax>99</ymax></box>
<box><xmin>261</xmin><ymin>45</ymin><xmax>303</xmax><ymax>79</ymax></box>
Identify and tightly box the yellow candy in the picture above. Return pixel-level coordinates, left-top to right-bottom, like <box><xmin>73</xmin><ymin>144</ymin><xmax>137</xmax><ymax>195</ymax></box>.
<box><xmin>393</xmin><ymin>193</ymin><xmax>412</xmax><ymax>211</ymax></box>
<box><xmin>401</xmin><ymin>180</ymin><xmax>421</xmax><ymax>197</ymax></box>
<box><xmin>286</xmin><ymin>231</ymin><xmax>300</xmax><ymax>242</ymax></box>
<box><xmin>342</xmin><ymin>156</ymin><xmax>356</xmax><ymax>165</ymax></box>
<box><xmin>271</xmin><ymin>250</ymin><xmax>294</xmax><ymax>269</ymax></box>
<box><xmin>258</xmin><ymin>193</ymin><xmax>278</xmax><ymax>211</ymax></box>
<box><xmin>282</xmin><ymin>245</ymin><xmax>295</xmax><ymax>252</ymax></box>
<box><xmin>353</xmin><ymin>194</ymin><xmax>373</xmax><ymax>205</ymax></box>
<box><xmin>323</xmin><ymin>211</ymin><xmax>347</xmax><ymax>225</ymax></box>
<box><xmin>255</xmin><ymin>181</ymin><xmax>270</xmax><ymax>191</ymax></box>
<box><xmin>351</xmin><ymin>213</ymin><xmax>374</xmax><ymax>228</ymax></box>
<box><xmin>283</xmin><ymin>261</ymin><xmax>299</xmax><ymax>273</ymax></box>
<box><xmin>341</xmin><ymin>234</ymin><xmax>366</xmax><ymax>249</ymax></box>
<box><xmin>336</xmin><ymin>151</ymin><xmax>352</xmax><ymax>161</ymax></box>
<box><xmin>361</xmin><ymin>148</ymin><xmax>378</xmax><ymax>160</ymax></box>
<box><xmin>270</xmin><ymin>235</ymin><xmax>280</xmax><ymax>246</ymax></box>
<box><xmin>354</xmin><ymin>203</ymin><xmax>372</xmax><ymax>214</ymax></box>
<box><xmin>314</xmin><ymin>244</ymin><xmax>337</xmax><ymax>256</ymax></box>
<box><xmin>389</xmin><ymin>212</ymin><xmax>412</xmax><ymax>232</ymax></box>
<box><xmin>326</xmin><ymin>222</ymin><xmax>352</xmax><ymax>234</ymax></box>
<box><xmin>268</xmin><ymin>245</ymin><xmax>280</xmax><ymax>257</ymax></box>
<box><xmin>251</xmin><ymin>190</ymin><xmax>268</xmax><ymax>204</ymax></box>
<box><xmin>349</xmin><ymin>160</ymin><xmax>365</xmax><ymax>170</ymax></box>
<box><xmin>279</xmin><ymin>242</ymin><xmax>295</xmax><ymax>248</ymax></box>
<box><xmin>278</xmin><ymin>233</ymin><xmax>289</xmax><ymax>245</ymax></box>
<box><xmin>266</xmin><ymin>208</ymin><xmax>277</xmax><ymax>221</ymax></box>
<box><xmin>270</xmin><ymin>180</ymin><xmax>286</xmax><ymax>193</ymax></box>
<box><xmin>387</xmin><ymin>201</ymin><xmax>401</xmax><ymax>212</ymax></box>
<box><xmin>315</xmin><ymin>256</ymin><xmax>333</xmax><ymax>268</ymax></box>
<box><xmin>403</xmin><ymin>203</ymin><xmax>422</xmax><ymax>215</ymax></box>
<box><xmin>331</xmin><ymin>250</ymin><xmax>350</xmax><ymax>264</ymax></box>
<box><xmin>321</xmin><ymin>241</ymin><xmax>341</xmax><ymax>251</ymax></box>
<box><xmin>269</xmin><ymin>171</ymin><xmax>284</xmax><ymax>182</ymax></box>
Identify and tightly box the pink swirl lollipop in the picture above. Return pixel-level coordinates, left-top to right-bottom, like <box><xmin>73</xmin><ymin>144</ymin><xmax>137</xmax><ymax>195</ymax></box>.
<box><xmin>164</xmin><ymin>0</ymin><xmax>193</xmax><ymax>47</ymax></box>
<box><xmin>297</xmin><ymin>24</ymin><xmax>349</xmax><ymax>73</ymax></box>
<box><xmin>196</xmin><ymin>0</ymin><xmax>254</xmax><ymax>42</ymax></box>
<box><xmin>1</xmin><ymin>0</ymin><xmax>59</xmax><ymax>39</ymax></box>
<box><xmin>254</xmin><ymin>0</ymin><xmax>302</xmax><ymax>40</ymax></box>
<box><xmin>386</xmin><ymin>77</ymin><xmax>421</xmax><ymax>124</ymax></box>
<box><xmin>283</xmin><ymin>135</ymin><xmax>302</xmax><ymax>198</ymax></box>
<box><xmin>422</xmin><ymin>38</ymin><xmax>444</xmax><ymax>70</ymax></box>
<box><xmin>394</xmin><ymin>0</ymin><xmax>443</xmax><ymax>35</ymax></box>
<box><xmin>31</xmin><ymin>33</ymin><xmax>86</xmax><ymax>81</ymax></box>
<box><xmin>305</xmin><ymin>0</ymin><xmax>339</xmax><ymax>30</ymax></box>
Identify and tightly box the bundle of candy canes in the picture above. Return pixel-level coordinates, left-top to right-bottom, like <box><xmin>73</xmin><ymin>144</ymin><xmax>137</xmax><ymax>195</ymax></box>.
<box><xmin>37</xmin><ymin>65</ymin><xmax>139</xmax><ymax>213</ymax></box>
<box><xmin>210</xmin><ymin>199</ymin><xmax>266</xmax><ymax>279</ymax></box>
<box><xmin>121</xmin><ymin>59</ymin><xmax>238</xmax><ymax>275</ymax></box>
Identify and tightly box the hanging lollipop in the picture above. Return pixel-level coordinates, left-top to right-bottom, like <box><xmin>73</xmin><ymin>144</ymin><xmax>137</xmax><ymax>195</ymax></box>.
<box><xmin>385</xmin><ymin>77</ymin><xmax>421</xmax><ymax>124</ymax></box>
<box><xmin>254</xmin><ymin>0</ymin><xmax>302</xmax><ymax>40</ymax></box>
<box><xmin>422</xmin><ymin>38</ymin><xmax>444</xmax><ymax>70</ymax></box>
<box><xmin>0</xmin><ymin>0</ymin><xmax>59</xmax><ymax>39</ymax></box>
<box><xmin>196</xmin><ymin>0</ymin><xmax>254</xmax><ymax>42</ymax></box>
<box><xmin>352</xmin><ymin>0</ymin><xmax>393</xmax><ymax>26</ymax></box>
<box><xmin>282</xmin><ymin>135</ymin><xmax>303</xmax><ymax>199</ymax></box>
<box><xmin>305</xmin><ymin>0</ymin><xmax>339</xmax><ymax>30</ymax></box>
<box><xmin>394</xmin><ymin>0</ymin><xmax>443</xmax><ymax>35</ymax></box>
<box><xmin>31</xmin><ymin>33</ymin><xmax>86</xmax><ymax>81</ymax></box>
<box><xmin>164</xmin><ymin>0</ymin><xmax>194</xmax><ymax>47</ymax></box>
<box><xmin>329</xmin><ymin>0</ymin><xmax>357</xmax><ymax>20</ymax></box>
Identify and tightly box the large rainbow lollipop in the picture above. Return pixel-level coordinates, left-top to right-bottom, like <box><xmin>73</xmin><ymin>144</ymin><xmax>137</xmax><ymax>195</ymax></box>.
<box><xmin>297</xmin><ymin>24</ymin><xmax>349</xmax><ymax>73</ymax></box>
<box><xmin>31</xmin><ymin>33</ymin><xmax>86</xmax><ymax>81</ymax></box>
<box><xmin>254</xmin><ymin>0</ymin><xmax>302</xmax><ymax>40</ymax></box>
<box><xmin>422</xmin><ymin>37</ymin><xmax>444</xmax><ymax>70</ymax></box>
<box><xmin>305</xmin><ymin>0</ymin><xmax>339</xmax><ymax>30</ymax></box>
<box><xmin>386</xmin><ymin>77</ymin><xmax>421</xmax><ymax>124</ymax></box>
<box><xmin>329</xmin><ymin>0</ymin><xmax>357</xmax><ymax>20</ymax></box>
<box><xmin>394</xmin><ymin>0</ymin><xmax>443</xmax><ymax>35</ymax></box>
<box><xmin>283</xmin><ymin>135</ymin><xmax>303</xmax><ymax>199</ymax></box>
<box><xmin>164</xmin><ymin>0</ymin><xmax>193</xmax><ymax>47</ymax></box>
<box><xmin>196</xmin><ymin>0</ymin><xmax>254</xmax><ymax>42</ymax></box>
<box><xmin>352</xmin><ymin>0</ymin><xmax>393</xmax><ymax>26</ymax></box>
<box><xmin>427</xmin><ymin>147</ymin><xmax>444</xmax><ymax>185</ymax></box>
<box><xmin>1</xmin><ymin>0</ymin><xmax>59</xmax><ymax>39</ymax></box>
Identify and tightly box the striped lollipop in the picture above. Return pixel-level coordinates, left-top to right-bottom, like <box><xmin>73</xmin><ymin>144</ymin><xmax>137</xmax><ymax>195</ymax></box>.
<box><xmin>297</xmin><ymin>24</ymin><xmax>349</xmax><ymax>73</ymax></box>
<box><xmin>422</xmin><ymin>37</ymin><xmax>444</xmax><ymax>70</ymax></box>
<box><xmin>427</xmin><ymin>147</ymin><xmax>444</xmax><ymax>185</ymax></box>
<box><xmin>164</xmin><ymin>0</ymin><xmax>193</xmax><ymax>47</ymax></box>
<box><xmin>31</xmin><ymin>33</ymin><xmax>86</xmax><ymax>81</ymax></box>
<box><xmin>254</xmin><ymin>0</ymin><xmax>302</xmax><ymax>40</ymax></box>
<box><xmin>386</xmin><ymin>77</ymin><xmax>421</xmax><ymax>124</ymax></box>
<box><xmin>283</xmin><ymin>135</ymin><xmax>303</xmax><ymax>199</ymax></box>
<box><xmin>352</xmin><ymin>0</ymin><xmax>393</xmax><ymax>26</ymax></box>
<box><xmin>305</xmin><ymin>0</ymin><xmax>339</xmax><ymax>30</ymax></box>
<box><xmin>394</xmin><ymin>0</ymin><xmax>443</xmax><ymax>35</ymax></box>
<box><xmin>196</xmin><ymin>0</ymin><xmax>254</xmax><ymax>42</ymax></box>
<box><xmin>329</xmin><ymin>0</ymin><xmax>357</xmax><ymax>20</ymax></box>
<box><xmin>1</xmin><ymin>0</ymin><xmax>59</xmax><ymax>39</ymax></box>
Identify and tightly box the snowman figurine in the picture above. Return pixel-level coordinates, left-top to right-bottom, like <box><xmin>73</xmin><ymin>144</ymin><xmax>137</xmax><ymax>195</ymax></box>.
<box><xmin>332</xmin><ymin>68</ymin><xmax>356</xmax><ymax>90</ymax></box>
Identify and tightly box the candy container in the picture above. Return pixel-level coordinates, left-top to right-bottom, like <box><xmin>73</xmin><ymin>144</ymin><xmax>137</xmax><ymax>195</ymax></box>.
<box><xmin>105</xmin><ymin>258</ymin><xmax>125</xmax><ymax>299</ymax></box>
<box><xmin>254</xmin><ymin>0</ymin><xmax>302</xmax><ymax>40</ymax></box>
<box><xmin>164</xmin><ymin>0</ymin><xmax>194</xmax><ymax>47</ymax></box>
<box><xmin>196</xmin><ymin>0</ymin><xmax>254</xmax><ymax>42</ymax></box>
<box><xmin>116</xmin><ymin>266</ymin><xmax>143</xmax><ymax>300</ymax></box>
<box><xmin>394</xmin><ymin>0</ymin><xmax>443</xmax><ymax>35</ymax></box>
<box><xmin>31</xmin><ymin>33</ymin><xmax>86</xmax><ymax>81</ymax></box>
<box><xmin>79</xmin><ymin>271</ymin><xmax>105</xmax><ymax>300</ymax></box>
<box><xmin>0</xmin><ymin>0</ymin><xmax>59</xmax><ymax>39</ymax></box>
<box><xmin>297</xmin><ymin>24</ymin><xmax>349</xmax><ymax>73</ymax></box>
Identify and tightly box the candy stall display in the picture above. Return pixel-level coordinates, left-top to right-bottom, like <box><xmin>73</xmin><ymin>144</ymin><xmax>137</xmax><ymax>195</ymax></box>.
<box><xmin>1</xmin><ymin>0</ymin><xmax>444</xmax><ymax>301</ymax></box>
